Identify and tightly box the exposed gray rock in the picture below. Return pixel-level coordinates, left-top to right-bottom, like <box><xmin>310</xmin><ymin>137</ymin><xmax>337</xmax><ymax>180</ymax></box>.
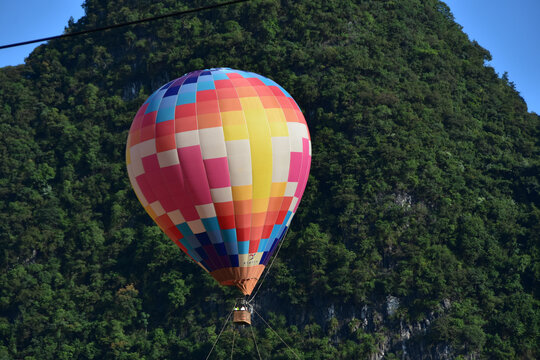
<box><xmin>386</xmin><ymin>295</ymin><xmax>400</xmax><ymax>316</ymax></box>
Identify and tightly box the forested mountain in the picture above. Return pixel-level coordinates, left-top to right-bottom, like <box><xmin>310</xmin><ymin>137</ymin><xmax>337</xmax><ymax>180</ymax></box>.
<box><xmin>1</xmin><ymin>0</ymin><xmax>538</xmax><ymax>358</ymax></box>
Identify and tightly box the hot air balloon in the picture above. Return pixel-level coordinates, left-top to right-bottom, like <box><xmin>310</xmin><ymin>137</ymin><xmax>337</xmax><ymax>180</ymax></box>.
<box><xmin>126</xmin><ymin>68</ymin><xmax>311</xmax><ymax>296</ymax></box>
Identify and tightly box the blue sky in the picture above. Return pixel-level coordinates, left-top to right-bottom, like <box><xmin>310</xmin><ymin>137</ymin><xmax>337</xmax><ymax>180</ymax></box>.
<box><xmin>0</xmin><ymin>0</ymin><xmax>538</xmax><ymax>113</ymax></box>
<box><xmin>0</xmin><ymin>1</ymin><xmax>85</xmax><ymax>67</ymax></box>
<box><xmin>445</xmin><ymin>0</ymin><xmax>539</xmax><ymax>114</ymax></box>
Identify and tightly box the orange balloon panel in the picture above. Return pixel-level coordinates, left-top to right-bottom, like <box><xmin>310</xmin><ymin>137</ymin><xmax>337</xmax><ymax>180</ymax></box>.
<box><xmin>126</xmin><ymin>68</ymin><xmax>311</xmax><ymax>295</ymax></box>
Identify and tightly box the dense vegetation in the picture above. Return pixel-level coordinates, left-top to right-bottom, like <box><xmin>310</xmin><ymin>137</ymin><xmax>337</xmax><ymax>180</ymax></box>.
<box><xmin>1</xmin><ymin>0</ymin><xmax>538</xmax><ymax>358</ymax></box>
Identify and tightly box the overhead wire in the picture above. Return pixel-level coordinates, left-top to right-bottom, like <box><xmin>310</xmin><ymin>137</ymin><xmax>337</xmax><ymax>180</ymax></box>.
<box><xmin>0</xmin><ymin>0</ymin><xmax>249</xmax><ymax>50</ymax></box>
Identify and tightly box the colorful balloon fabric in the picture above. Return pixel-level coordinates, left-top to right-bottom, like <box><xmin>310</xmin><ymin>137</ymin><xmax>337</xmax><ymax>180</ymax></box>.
<box><xmin>126</xmin><ymin>68</ymin><xmax>311</xmax><ymax>295</ymax></box>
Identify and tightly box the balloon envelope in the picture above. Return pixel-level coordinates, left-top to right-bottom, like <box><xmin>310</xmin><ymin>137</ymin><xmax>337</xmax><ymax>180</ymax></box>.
<box><xmin>126</xmin><ymin>68</ymin><xmax>311</xmax><ymax>295</ymax></box>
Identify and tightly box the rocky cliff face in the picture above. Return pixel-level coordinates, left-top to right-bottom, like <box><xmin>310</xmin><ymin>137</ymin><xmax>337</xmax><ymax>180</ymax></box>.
<box><xmin>254</xmin><ymin>292</ymin><xmax>482</xmax><ymax>359</ymax></box>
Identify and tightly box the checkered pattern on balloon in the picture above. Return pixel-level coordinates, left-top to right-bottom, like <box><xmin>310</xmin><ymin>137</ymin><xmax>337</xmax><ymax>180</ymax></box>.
<box><xmin>126</xmin><ymin>68</ymin><xmax>311</xmax><ymax>295</ymax></box>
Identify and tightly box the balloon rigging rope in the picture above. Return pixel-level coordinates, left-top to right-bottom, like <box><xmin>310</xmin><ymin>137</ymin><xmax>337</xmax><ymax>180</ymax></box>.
<box><xmin>205</xmin><ymin>309</ymin><xmax>234</xmax><ymax>360</ymax></box>
<box><xmin>250</xmin><ymin>324</ymin><xmax>263</xmax><ymax>360</ymax></box>
<box><xmin>248</xmin><ymin>228</ymin><xmax>289</xmax><ymax>303</ymax></box>
<box><xmin>230</xmin><ymin>326</ymin><xmax>236</xmax><ymax>360</ymax></box>
<box><xmin>253</xmin><ymin>309</ymin><xmax>301</xmax><ymax>360</ymax></box>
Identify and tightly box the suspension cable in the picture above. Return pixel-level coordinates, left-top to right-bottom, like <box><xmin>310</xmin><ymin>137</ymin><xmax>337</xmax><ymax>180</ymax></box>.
<box><xmin>0</xmin><ymin>0</ymin><xmax>249</xmax><ymax>50</ymax></box>
<box><xmin>205</xmin><ymin>309</ymin><xmax>234</xmax><ymax>360</ymax></box>
<box><xmin>250</xmin><ymin>324</ymin><xmax>263</xmax><ymax>360</ymax></box>
<box><xmin>230</xmin><ymin>326</ymin><xmax>236</xmax><ymax>360</ymax></box>
<box><xmin>252</xmin><ymin>308</ymin><xmax>301</xmax><ymax>360</ymax></box>
<box><xmin>248</xmin><ymin>228</ymin><xmax>290</xmax><ymax>303</ymax></box>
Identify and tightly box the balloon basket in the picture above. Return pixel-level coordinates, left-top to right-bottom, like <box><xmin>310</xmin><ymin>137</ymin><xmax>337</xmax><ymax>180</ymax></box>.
<box><xmin>233</xmin><ymin>309</ymin><xmax>251</xmax><ymax>325</ymax></box>
<box><xmin>232</xmin><ymin>298</ymin><xmax>252</xmax><ymax>326</ymax></box>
